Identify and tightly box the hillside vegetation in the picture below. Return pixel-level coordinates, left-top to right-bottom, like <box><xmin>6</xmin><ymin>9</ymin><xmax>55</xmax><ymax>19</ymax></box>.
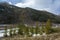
<box><xmin>0</xmin><ymin>2</ymin><xmax>60</xmax><ymax>24</ymax></box>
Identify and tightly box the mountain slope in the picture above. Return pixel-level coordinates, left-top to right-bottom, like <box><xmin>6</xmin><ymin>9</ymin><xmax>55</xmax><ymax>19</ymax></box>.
<box><xmin>0</xmin><ymin>2</ymin><xmax>60</xmax><ymax>24</ymax></box>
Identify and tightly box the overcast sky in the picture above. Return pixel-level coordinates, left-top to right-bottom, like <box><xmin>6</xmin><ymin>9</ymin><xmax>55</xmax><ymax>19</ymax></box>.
<box><xmin>0</xmin><ymin>0</ymin><xmax>60</xmax><ymax>15</ymax></box>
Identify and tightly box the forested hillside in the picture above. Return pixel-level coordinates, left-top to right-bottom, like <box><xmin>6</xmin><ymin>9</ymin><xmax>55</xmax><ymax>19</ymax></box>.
<box><xmin>0</xmin><ymin>2</ymin><xmax>60</xmax><ymax>24</ymax></box>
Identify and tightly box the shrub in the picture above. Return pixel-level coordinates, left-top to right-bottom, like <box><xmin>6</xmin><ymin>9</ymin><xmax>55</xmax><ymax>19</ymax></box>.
<box><xmin>18</xmin><ymin>24</ymin><xmax>25</xmax><ymax>35</ymax></box>
<box><xmin>13</xmin><ymin>28</ymin><xmax>16</xmax><ymax>35</ymax></box>
<box><xmin>30</xmin><ymin>27</ymin><xmax>34</xmax><ymax>34</ymax></box>
<box><xmin>4</xmin><ymin>26</ymin><xmax>8</xmax><ymax>37</ymax></box>
<box><xmin>9</xmin><ymin>27</ymin><xmax>13</xmax><ymax>36</ymax></box>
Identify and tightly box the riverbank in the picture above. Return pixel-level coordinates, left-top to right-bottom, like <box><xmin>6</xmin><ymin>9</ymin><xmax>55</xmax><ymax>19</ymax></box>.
<box><xmin>1</xmin><ymin>33</ymin><xmax>60</xmax><ymax>40</ymax></box>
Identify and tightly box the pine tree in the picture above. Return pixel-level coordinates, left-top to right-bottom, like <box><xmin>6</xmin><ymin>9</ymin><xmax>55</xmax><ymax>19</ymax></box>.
<box><xmin>45</xmin><ymin>19</ymin><xmax>52</xmax><ymax>34</ymax></box>
<box><xmin>35</xmin><ymin>21</ymin><xmax>39</xmax><ymax>34</ymax></box>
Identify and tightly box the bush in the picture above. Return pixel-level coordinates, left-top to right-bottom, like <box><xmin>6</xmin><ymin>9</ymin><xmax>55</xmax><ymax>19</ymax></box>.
<box><xmin>13</xmin><ymin>28</ymin><xmax>16</xmax><ymax>35</ymax></box>
<box><xmin>4</xmin><ymin>26</ymin><xmax>8</xmax><ymax>37</ymax></box>
<box><xmin>9</xmin><ymin>27</ymin><xmax>13</xmax><ymax>36</ymax></box>
<box><xmin>51</xmin><ymin>28</ymin><xmax>60</xmax><ymax>33</ymax></box>
<box><xmin>18</xmin><ymin>24</ymin><xmax>25</xmax><ymax>35</ymax></box>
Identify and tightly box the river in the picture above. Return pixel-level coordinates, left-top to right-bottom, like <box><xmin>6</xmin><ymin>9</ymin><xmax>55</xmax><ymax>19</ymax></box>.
<box><xmin>0</xmin><ymin>28</ymin><xmax>19</xmax><ymax>37</ymax></box>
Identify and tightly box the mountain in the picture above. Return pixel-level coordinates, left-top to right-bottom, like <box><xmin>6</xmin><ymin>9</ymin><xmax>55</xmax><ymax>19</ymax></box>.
<box><xmin>0</xmin><ymin>2</ymin><xmax>60</xmax><ymax>24</ymax></box>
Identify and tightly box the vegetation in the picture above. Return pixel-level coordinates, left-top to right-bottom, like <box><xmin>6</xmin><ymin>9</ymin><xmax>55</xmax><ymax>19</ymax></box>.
<box><xmin>1</xmin><ymin>2</ymin><xmax>60</xmax><ymax>39</ymax></box>
<box><xmin>45</xmin><ymin>19</ymin><xmax>52</xmax><ymax>34</ymax></box>
<box><xmin>0</xmin><ymin>2</ymin><xmax>60</xmax><ymax>24</ymax></box>
<box><xmin>18</xmin><ymin>24</ymin><xmax>24</xmax><ymax>35</ymax></box>
<box><xmin>51</xmin><ymin>28</ymin><xmax>60</xmax><ymax>33</ymax></box>
<box><xmin>25</xmin><ymin>27</ymin><xmax>29</xmax><ymax>36</ymax></box>
<box><xmin>40</xmin><ymin>22</ymin><xmax>45</xmax><ymax>34</ymax></box>
<box><xmin>30</xmin><ymin>26</ymin><xmax>34</xmax><ymax>35</ymax></box>
<box><xmin>9</xmin><ymin>27</ymin><xmax>13</xmax><ymax>36</ymax></box>
<box><xmin>2</xmin><ymin>32</ymin><xmax>60</xmax><ymax>40</ymax></box>
<box><xmin>4</xmin><ymin>26</ymin><xmax>8</xmax><ymax>37</ymax></box>
<box><xmin>13</xmin><ymin>28</ymin><xmax>16</xmax><ymax>35</ymax></box>
<box><xmin>4</xmin><ymin>19</ymin><xmax>60</xmax><ymax>38</ymax></box>
<box><xmin>35</xmin><ymin>21</ymin><xmax>40</xmax><ymax>34</ymax></box>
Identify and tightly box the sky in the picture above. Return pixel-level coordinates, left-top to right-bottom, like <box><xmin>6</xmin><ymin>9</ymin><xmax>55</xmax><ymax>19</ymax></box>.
<box><xmin>0</xmin><ymin>0</ymin><xmax>60</xmax><ymax>15</ymax></box>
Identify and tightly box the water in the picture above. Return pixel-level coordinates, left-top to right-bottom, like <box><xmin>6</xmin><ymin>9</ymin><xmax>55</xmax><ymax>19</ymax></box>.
<box><xmin>0</xmin><ymin>30</ymin><xmax>5</xmax><ymax>37</ymax></box>
<box><xmin>0</xmin><ymin>28</ymin><xmax>19</xmax><ymax>37</ymax></box>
